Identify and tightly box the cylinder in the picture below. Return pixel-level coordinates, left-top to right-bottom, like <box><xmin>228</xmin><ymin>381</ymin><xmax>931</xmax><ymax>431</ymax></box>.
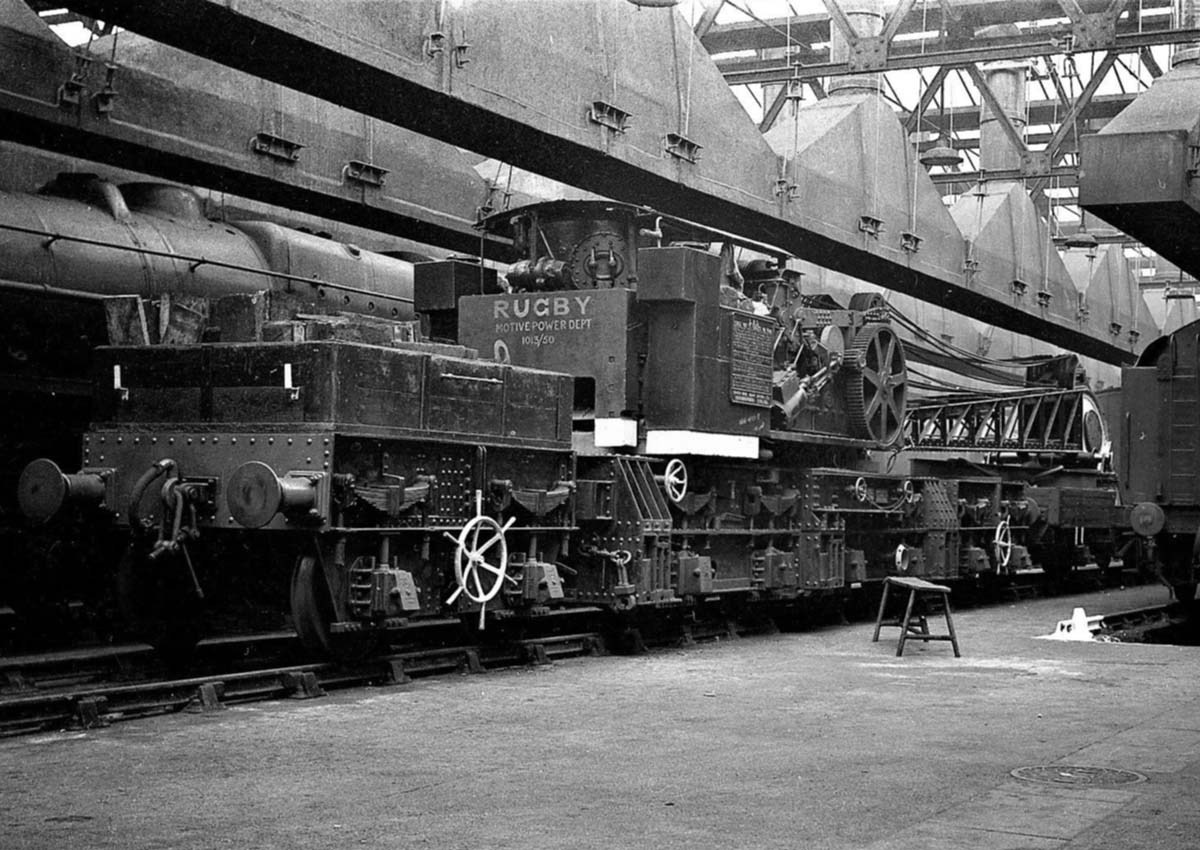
<box><xmin>226</xmin><ymin>461</ymin><xmax>317</xmax><ymax>529</ymax></box>
<box><xmin>976</xmin><ymin>26</ymin><xmax>1029</xmax><ymax>174</ymax></box>
<box><xmin>17</xmin><ymin>458</ymin><xmax>106</xmax><ymax>524</ymax></box>
<box><xmin>827</xmin><ymin>0</ymin><xmax>884</xmax><ymax>96</ymax></box>
<box><xmin>1175</xmin><ymin>0</ymin><xmax>1200</xmax><ymax>67</ymax></box>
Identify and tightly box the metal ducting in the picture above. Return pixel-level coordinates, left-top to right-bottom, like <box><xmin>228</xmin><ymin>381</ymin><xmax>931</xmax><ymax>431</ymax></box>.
<box><xmin>948</xmin><ymin>53</ymin><xmax>1127</xmax><ymax>354</ymax></box>
<box><xmin>1080</xmin><ymin>0</ymin><xmax>1200</xmax><ymax>277</ymax></box>
<box><xmin>1163</xmin><ymin>290</ymin><xmax>1199</xmax><ymax>333</ymax></box>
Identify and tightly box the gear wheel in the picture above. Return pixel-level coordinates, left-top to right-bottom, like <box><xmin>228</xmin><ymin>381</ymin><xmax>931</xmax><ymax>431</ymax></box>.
<box><xmin>844</xmin><ymin>323</ymin><xmax>907</xmax><ymax>444</ymax></box>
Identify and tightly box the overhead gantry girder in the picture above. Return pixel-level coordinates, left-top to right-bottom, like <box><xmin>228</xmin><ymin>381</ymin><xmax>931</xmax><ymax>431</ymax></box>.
<box><xmin>61</xmin><ymin>0</ymin><xmax>1133</xmax><ymax>363</ymax></box>
<box><xmin>709</xmin><ymin>0</ymin><xmax>1192</xmax><ymax>83</ymax></box>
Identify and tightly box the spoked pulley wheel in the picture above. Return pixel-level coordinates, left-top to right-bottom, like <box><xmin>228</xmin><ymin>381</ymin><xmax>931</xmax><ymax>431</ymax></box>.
<box><xmin>844</xmin><ymin>323</ymin><xmax>907</xmax><ymax>445</ymax></box>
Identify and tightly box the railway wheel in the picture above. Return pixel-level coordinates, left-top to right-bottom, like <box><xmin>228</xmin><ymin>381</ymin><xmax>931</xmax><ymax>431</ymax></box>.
<box><xmin>290</xmin><ymin>555</ymin><xmax>335</xmax><ymax>655</ymax></box>
<box><xmin>115</xmin><ymin>545</ymin><xmax>202</xmax><ymax>664</ymax></box>
<box><xmin>290</xmin><ymin>553</ymin><xmax>379</xmax><ymax>660</ymax></box>
<box><xmin>844</xmin><ymin>323</ymin><xmax>907</xmax><ymax>444</ymax></box>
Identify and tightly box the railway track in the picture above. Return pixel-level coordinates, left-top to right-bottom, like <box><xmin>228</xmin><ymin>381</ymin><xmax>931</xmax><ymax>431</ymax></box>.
<box><xmin>0</xmin><ymin>628</ymin><xmax>604</xmax><ymax>738</ymax></box>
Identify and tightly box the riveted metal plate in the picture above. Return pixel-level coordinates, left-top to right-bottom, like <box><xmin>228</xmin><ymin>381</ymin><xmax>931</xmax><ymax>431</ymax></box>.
<box><xmin>1011</xmin><ymin>766</ymin><xmax>1147</xmax><ymax>786</ymax></box>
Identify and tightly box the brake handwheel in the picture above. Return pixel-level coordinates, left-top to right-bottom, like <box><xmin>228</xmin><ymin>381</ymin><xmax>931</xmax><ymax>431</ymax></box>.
<box><xmin>663</xmin><ymin>458</ymin><xmax>688</xmax><ymax>504</ymax></box>
<box><xmin>445</xmin><ymin>513</ymin><xmax>516</xmax><ymax>629</ymax></box>
<box><xmin>993</xmin><ymin>518</ymin><xmax>1013</xmax><ymax>571</ymax></box>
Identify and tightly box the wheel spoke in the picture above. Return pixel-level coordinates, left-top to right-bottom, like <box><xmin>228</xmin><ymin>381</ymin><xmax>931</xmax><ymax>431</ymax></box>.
<box><xmin>861</xmin><ymin>366</ymin><xmax>881</xmax><ymax>385</ymax></box>
<box><xmin>866</xmin><ymin>392</ymin><xmax>883</xmax><ymax>421</ymax></box>
<box><xmin>473</xmin><ymin>531</ymin><xmax>504</xmax><ymax>558</ymax></box>
<box><xmin>471</xmin><ymin>566</ymin><xmax>486</xmax><ymax>597</ymax></box>
<box><xmin>478</xmin><ymin>560</ymin><xmax>506</xmax><ymax>577</ymax></box>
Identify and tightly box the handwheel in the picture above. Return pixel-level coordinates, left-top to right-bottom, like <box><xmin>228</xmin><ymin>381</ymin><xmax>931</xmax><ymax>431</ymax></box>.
<box><xmin>844</xmin><ymin>323</ymin><xmax>908</xmax><ymax>445</ymax></box>
<box><xmin>993</xmin><ymin>518</ymin><xmax>1013</xmax><ymax>571</ymax></box>
<box><xmin>446</xmin><ymin>514</ymin><xmax>515</xmax><ymax>628</ymax></box>
<box><xmin>663</xmin><ymin>458</ymin><xmax>688</xmax><ymax>504</ymax></box>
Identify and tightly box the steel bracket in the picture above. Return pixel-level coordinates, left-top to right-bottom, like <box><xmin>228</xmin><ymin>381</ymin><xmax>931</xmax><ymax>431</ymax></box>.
<box><xmin>899</xmin><ymin>231</ymin><xmax>922</xmax><ymax>254</ymax></box>
<box><xmin>1020</xmin><ymin>150</ymin><xmax>1053</xmax><ymax>178</ymax></box>
<box><xmin>1128</xmin><ymin>329</ymin><xmax>1141</xmax><ymax>346</ymax></box>
<box><xmin>454</xmin><ymin>40</ymin><xmax>472</xmax><ymax>68</ymax></box>
<box><xmin>858</xmin><ymin>215</ymin><xmax>884</xmax><ymax>238</ymax></box>
<box><xmin>1109</xmin><ymin>321</ymin><xmax>1123</xmax><ymax>337</ymax></box>
<box><xmin>1011</xmin><ymin>279</ymin><xmax>1029</xmax><ymax>297</ymax></box>
<box><xmin>250</xmin><ymin>131</ymin><xmax>304</xmax><ymax>163</ymax></box>
<box><xmin>92</xmin><ymin>62</ymin><xmax>118</xmax><ymax>115</ymax></box>
<box><xmin>1068</xmin><ymin>11</ymin><xmax>1120</xmax><ymax>51</ymax></box>
<box><xmin>664</xmin><ymin>132</ymin><xmax>701</xmax><ymax>163</ymax></box>
<box><xmin>848</xmin><ymin>35</ymin><xmax>889</xmax><ymax>72</ymax></box>
<box><xmin>1036</xmin><ymin>290</ymin><xmax>1053</xmax><ymax>308</ymax></box>
<box><xmin>588</xmin><ymin>100</ymin><xmax>631</xmax><ymax>134</ymax></box>
<box><xmin>343</xmin><ymin>159</ymin><xmax>388</xmax><ymax>187</ymax></box>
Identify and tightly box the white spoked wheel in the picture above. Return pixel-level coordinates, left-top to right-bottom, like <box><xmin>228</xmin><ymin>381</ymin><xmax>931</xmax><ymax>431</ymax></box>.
<box><xmin>993</xmin><ymin>518</ymin><xmax>1013</xmax><ymax>572</ymax></box>
<box><xmin>663</xmin><ymin>458</ymin><xmax>688</xmax><ymax>504</ymax></box>
<box><xmin>854</xmin><ymin>477</ymin><xmax>868</xmax><ymax>503</ymax></box>
<box><xmin>445</xmin><ymin>513</ymin><xmax>516</xmax><ymax>629</ymax></box>
<box><xmin>901</xmin><ymin>479</ymin><xmax>915</xmax><ymax>503</ymax></box>
<box><xmin>894</xmin><ymin>543</ymin><xmax>911</xmax><ymax>572</ymax></box>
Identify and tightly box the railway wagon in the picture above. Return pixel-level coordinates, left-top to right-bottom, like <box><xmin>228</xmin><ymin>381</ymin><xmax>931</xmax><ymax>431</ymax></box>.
<box><xmin>1119</xmin><ymin>318</ymin><xmax>1200</xmax><ymax>605</ymax></box>
<box><xmin>18</xmin><ymin>325</ymin><xmax>576</xmax><ymax>652</ymax></box>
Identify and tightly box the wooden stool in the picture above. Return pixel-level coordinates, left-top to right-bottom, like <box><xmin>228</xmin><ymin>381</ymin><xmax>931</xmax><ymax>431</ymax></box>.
<box><xmin>872</xmin><ymin>576</ymin><xmax>961</xmax><ymax>657</ymax></box>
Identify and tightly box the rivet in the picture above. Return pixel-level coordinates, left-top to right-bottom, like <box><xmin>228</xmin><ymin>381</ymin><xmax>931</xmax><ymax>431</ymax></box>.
<box><xmin>169</xmin><ymin>437</ymin><xmax>176</xmax><ymax>445</ymax></box>
<box><xmin>287</xmin><ymin>438</ymin><xmax>294</xmax><ymax>446</ymax></box>
<box><xmin>269</xmin><ymin>437</ymin><xmax>275</xmax><ymax>445</ymax></box>
<box><xmin>231</xmin><ymin>437</ymin><xmax>237</xmax><ymax>445</ymax></box>
<box><xmin>151</xmin><ymin>437</ymin><xmax>157</xmax><ymax>445</ymax></box>
<box><xmin>306</xmin><ymin>438</ymin><xmax>313</xmax><ymax>446</ymax></box>
<box><xmin>187</xmin><ymin>438</ymin><xmax>193</xmax><ymax>445</ymax></box>
<box><xmin>250</xmin><ymin>437</ymin><xmax>256</xmax><ymax>445</ymax></box>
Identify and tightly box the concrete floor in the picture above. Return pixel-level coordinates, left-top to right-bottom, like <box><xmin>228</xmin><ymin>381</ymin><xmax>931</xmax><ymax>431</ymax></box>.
<box><xmin>3</xmin><ymin>584</ymin><xmax>1199</xmax><ymax>850</ymax></box>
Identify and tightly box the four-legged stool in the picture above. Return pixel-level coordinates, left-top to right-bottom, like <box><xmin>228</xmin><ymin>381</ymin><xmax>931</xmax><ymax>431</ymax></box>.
<box><xmin>872</xmin><ymin>576</ymin><xmax>961</xmax><ymax>657</ymax></box>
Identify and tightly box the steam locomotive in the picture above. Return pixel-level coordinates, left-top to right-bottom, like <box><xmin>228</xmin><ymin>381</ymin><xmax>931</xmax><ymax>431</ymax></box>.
<box><xmin>0</xmin><ymin>173</ymin><xmax>417</xmax><ymax>643</ymax></box>
<box><xmin>13</xmin><ymin>195</ymin><xmax>1145</xmax><ymax>655</ymax></box>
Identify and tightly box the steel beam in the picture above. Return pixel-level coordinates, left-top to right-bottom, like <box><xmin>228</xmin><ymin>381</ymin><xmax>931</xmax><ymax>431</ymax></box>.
<box><xmin>0</xmin><ymin>6</ymin><xmax>511</xmax><ymax>258</ymax></box>
<box><xmin>718</xmin><ymin>26</ymin><xmax>1200</xmax><ymax>83</ymax></box>
<box><xmin>702</xmin><ymin>0</ymin><xmax>1175</xmax><ymax>54</ymax></box>
<box><xmin>62</xmin><ymin>0</ymin><xmax>1131</xmax><ymax>363</ymax></box>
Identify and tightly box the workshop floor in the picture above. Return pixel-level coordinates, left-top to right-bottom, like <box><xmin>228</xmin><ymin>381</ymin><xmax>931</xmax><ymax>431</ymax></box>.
<box><xmin>3</xmin><ymin>583</ymin><xmax>1198</xmax><ymax>850</ymax></box>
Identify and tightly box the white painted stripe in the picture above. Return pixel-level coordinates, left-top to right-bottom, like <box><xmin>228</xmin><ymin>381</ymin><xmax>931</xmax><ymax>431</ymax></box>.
<box><xmin>595</xmin><ymin>417</ymin><xmax>638</xmax><ymax>448</ymax></box>
<box><xmin>645</xmin><ymin>430</ymin><xmax>759</xmax><ymax>458</ymax></box>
